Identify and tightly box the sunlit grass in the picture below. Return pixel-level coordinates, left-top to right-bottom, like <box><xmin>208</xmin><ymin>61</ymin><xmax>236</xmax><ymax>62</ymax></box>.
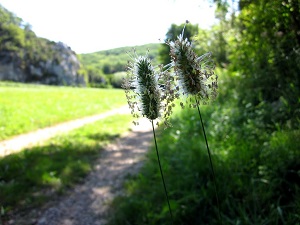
<box><xmin>0</xmin><ymin>113</ymin><xmax>132</xmax><ymax>217</ymax></box>
<box><xmin>0</xmin><ymin>82</ymin><xmax>127</xmax><ymax>140</ymax></box>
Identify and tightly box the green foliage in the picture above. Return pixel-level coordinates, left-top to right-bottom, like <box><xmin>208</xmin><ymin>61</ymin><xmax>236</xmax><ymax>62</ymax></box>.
<box><xmin>109</xmin><ymin>71</ymin><xmax>126</xmax><ymax>88</ymax></box>
<box><xmin>108</xmin><ymin>106</ymin><xmax>218</xmax><ymax>225</ymax></box>
<box><xmin>79</xmin><ymin>43</ymin><xmax>161</xmax><ymax>75</ymax></box>
<box><xmin>86</xmin><ymin>66</ymin><xmax>110</xmax><ymax>88</ymax></box>
<box><xmin>0</xmin><ymin>5</ymin><xmax>22</xmax><ymax>26</ymax></box>
<box><xmin>158</xmin><ymin>23</ymin><xmax>199</xmax><ymax>65</ymax></box>
<box><xmin>79</xmin><ymin>44</ymin><xmax>161</xmax><ymax>88</ymax></box>
<box><xmin>0</xmin><ymin>83</ymin><xmax>127</xmax><ymax>140</ymax></box>
<box><xmin>226</xmin><ymin>0</ymin><xmax>300</xmax><ymax>129</ymax></box>
<box><xmin>1</xmin><ymin>1</ymin><xmax>299</xmax><ymax>224</ymax></box>
<box><xmin>0</xmin><ymin>23</ymin><xmax>25</xmax><ymax>51</ymax></box>
<box><xmin>110</xmin><ymin>1</ymin><xmax>300</xmax><ymax>222</ymax></box>
<box><xmin>193</xmin><ymin>24</ymin><xmax>230</xmax><ymax>67</ymax></box>
<box><xmin>108</xmin><ymin>81</ymin><xmax>300</xmax><ymax>224</ymax></box>
<box><xmin>0</xmin><ymin>114</ymin><xmax>132</xmax><ymax>219</ymax></box>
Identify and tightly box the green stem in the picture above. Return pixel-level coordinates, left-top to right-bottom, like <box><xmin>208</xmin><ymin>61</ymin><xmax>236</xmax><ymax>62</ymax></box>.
<box><xmin>151</xmin><ymin>120</ymin><xmax>174</xmax><ymax>225</ymax></box>
<box><xmin>195</xmin><ymin>98</ymin><xmax>222</xmax><ymax>224</ymax></box>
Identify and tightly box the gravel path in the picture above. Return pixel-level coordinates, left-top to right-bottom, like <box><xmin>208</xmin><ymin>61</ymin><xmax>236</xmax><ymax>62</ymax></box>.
<box><xmin>4</xmin><ymin>116</ymin><xmax>153</xmax><ymax>225</ymax></box>
<box><xmin>36</xmin><ymin>118</ymin><xmax>153</xmax><ymax>225</ymax></box>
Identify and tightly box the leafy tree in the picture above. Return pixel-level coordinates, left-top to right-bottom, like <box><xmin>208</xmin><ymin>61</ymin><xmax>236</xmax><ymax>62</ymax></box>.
<box><xmin>158</xmin><ymin>23</ymin><xmax>199</xmax><ymax>65</ymax></box>
<box><xmin>0</xmin><ymin>5</ymin><xmax>23</xmax><ymax>26</ymax></box>
<box><xmin>0</xmin><ymin>23</ymin><xmax>25</xmax><ymax>51</ymax></box>
<box><xmin>109</xmin><ymin>71</ymin><xmax>127</xmax><ymax>88</ymax></box>
<box><xmin>102</xmin><ymin>62</ymin><xmax>111</xmax><ymax>74</ymax></box>
<box><xmin>86</xmin><ymin>66</ymin><xmax>109</xmax><ymax>88</ymax></box>
<box><xmin>193</xmin><ymin>25</ymin><xmax>231</xmax><ymax>67</ymax></box>
<box><xmin>226</xmin><ymin>0</ymin><xmax>300</xmax><ymax>129</ymax></box>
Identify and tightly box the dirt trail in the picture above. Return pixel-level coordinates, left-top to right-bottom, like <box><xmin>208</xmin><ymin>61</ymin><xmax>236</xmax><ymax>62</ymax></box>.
<box><xmin>3</xmin><ymin>109</ymin><xmax>154</xmax><ymax>225</ymax></box>
<box><xmin>33</xmin><ymin>118</ymin><xmax>153</xmax><ymax>225</ymax></box>
<box><xmin>0</xmin><ymin>105</ymin><xmax>130</xmax><ymax>157</ymax></box>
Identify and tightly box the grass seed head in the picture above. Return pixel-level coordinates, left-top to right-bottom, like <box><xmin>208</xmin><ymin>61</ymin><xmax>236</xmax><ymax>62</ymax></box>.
<box><xmin>123</xmin><ymin>50</ymin><xmax>178</xmax><ymax>127</ymax></box>
<box><xmin>123</xmin><ymin>52</ymin><xmax>161</xmax><ymax>121</ymax></box>
<box><xmin>167</xmin><ymin>23</ymin><xmax>218</xmax><ymax>106</ymax></box>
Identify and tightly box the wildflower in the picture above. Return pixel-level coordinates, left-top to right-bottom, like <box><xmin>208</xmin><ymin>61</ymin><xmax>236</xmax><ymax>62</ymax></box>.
<box><xmin>122</xmin><ymin>50</ymin><xmax>177</xmax><ymax>127</ymax></box>
<box><xmin>167</xmin><ymin>24</ymin><xmax>218</xmax><ymax>106</ymax></box>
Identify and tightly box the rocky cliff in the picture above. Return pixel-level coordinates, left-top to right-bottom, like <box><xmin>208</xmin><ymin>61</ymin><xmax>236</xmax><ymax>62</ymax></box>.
<box><xmin>0</xmin><ymin>41</ymin><xmax>86</xmax><ymax>86</ymax></box>
<box><xmin>0</xmin><ymin>5</ymin><xmax>86</xmax><ymax>86</ymax></box>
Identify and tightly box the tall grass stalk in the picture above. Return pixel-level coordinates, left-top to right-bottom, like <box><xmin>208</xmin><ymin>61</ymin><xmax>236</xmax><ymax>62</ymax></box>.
<box><xmin>167</xmin><ymin>21</ymin><xmax>221</xmax><ymax>224</ymax></box>
<box><xmin>151</xmin><ymin>120</ymin><xmax>174</xmax><ymax>224</ymax></box>
<box><xmin>123</xmin><ymin>51</ymin><xmax>176</xmax><ymax>224</ymax></box>
<box><xmin>196</xmin><ymin>98</ymin><xmax>222</xmax><ymax>224</ymax></box>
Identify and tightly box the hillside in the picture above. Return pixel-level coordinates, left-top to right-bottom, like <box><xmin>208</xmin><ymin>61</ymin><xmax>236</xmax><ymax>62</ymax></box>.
<box><xmin>0</xmin><ymin>4</ymin><xmax>164</xmax><ymax>88</ymax></box>
<box><xmin>79</xmin><ymin>43</ymin><xmax>161</xmax><ymax>73</ymax></box>
<box><xmin>0</xmin><ymin>5</ymin><xmax>85</xmax><ymax>86</ymax></box>
<box><xmin>78</xmin><ymin>43</ymin><xmax>162</xmax><ymax>88</ymax></box>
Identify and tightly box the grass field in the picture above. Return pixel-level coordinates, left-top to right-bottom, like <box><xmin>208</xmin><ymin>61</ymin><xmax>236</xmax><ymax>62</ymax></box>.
<box><xmin>0</xmin><ymin>82</ymin><xmax>135</xmax><ymax>222</ymax></box>
<box><xmin>0</xmin><ymin>82</ymin><xmax>127</xmax><ymax>140</ymax></box>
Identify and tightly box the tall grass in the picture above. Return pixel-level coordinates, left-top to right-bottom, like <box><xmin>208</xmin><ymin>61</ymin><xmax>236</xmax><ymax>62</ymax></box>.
<box><xmin>107</xmin><ymin>68</ymin><xmax>300</xmax><ymax>224</ymax></box>
<box><xmin>108</xmin><ymin>106</ymin><xmax>224</xmax><ymax>225</ymax></box>
<box><xmin>0</xmin><ymin>82</ymin><xmax>127</xmax><ymax>140</ymax></box>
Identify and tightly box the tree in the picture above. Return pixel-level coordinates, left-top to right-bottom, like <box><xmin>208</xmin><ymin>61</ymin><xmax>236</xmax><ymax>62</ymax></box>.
<box><xmin>217</xmin><ymin>0</ymin><xmax>300</xmax><ymax>128</ymax></box>
<box><xmin>86</xmin><ymin>66</ymin><xmax>108</xmax><ymax>88</ymax></box>
<box><xmin>158</xmin><ymin>23</ymin><xmax>199</xmax><ymax>65</ymax></box>
<box><xmin>0</xmin><ymin>24</ymin><xmax>25</xmax><ymax>51</ymax></box>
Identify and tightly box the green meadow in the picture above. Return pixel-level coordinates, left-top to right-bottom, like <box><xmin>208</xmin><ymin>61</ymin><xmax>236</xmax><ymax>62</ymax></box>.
<box><xmin>0</xmin><ymin>82</ymin><xmax>127</xmax><ymax>140</ymax></box>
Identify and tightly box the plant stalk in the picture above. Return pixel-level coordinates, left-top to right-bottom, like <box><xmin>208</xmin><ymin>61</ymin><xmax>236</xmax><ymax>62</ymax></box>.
<box><xmin>151</xmin><ymin>120</ymin><xmax>174</xmax><ymax>225</ymax></box>
<box><xmin>195</xmin><ymin>98</ymin><xmax>222</xmax><ymax>224</ymax></box>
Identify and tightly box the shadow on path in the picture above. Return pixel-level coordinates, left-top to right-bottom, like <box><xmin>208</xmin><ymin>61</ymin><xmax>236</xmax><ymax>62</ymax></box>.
<box><xmin>36</xmin><ymin>118</ymin><xmax>153</xmax><ymax>225</ymax></box>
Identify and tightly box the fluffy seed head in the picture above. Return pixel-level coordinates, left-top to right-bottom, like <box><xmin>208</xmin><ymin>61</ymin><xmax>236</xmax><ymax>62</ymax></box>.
<box><xmin>168</xmin><ymin>26</ymin><xmax>218</xmax><ymax>105</ymax></box>
<box><xmin>123</xmin><ymin>50</ymin><xmax>178</xmax><ymax>127</ymax></box>
<box><xmin>135</xmin><ymin>56</ymin><xmax>161</xmax><ymax>120</ymax></box>
<box><xmin>123</xmin><ymin>51</ymin><xmax>161</xmax><ymax>122</ymax></box>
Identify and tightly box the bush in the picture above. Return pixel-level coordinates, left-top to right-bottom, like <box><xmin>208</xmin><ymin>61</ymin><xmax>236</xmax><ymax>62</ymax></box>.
<box><xmin>107</xmin><ymin>69</ymin><xmax>300</xmax><ymax>224</ymax></box>
<box><xmin>109</xmin><ymin>72</ymin><xmax>127</xmax><ymax>88</ymax></box>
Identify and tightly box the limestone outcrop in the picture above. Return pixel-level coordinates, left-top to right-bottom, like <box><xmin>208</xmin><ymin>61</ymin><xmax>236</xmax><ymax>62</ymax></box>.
<box><xmin>0</xmin><ymin>42</ymin><xmax>86</xmax><ymax>86</ymax></box>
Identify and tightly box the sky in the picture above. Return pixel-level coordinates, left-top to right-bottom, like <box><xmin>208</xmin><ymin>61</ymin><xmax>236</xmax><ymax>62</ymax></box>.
<box><xmin>0</xmin><ymin>0</ymin><xmax>217</xmax><ymax>54</ymax></box>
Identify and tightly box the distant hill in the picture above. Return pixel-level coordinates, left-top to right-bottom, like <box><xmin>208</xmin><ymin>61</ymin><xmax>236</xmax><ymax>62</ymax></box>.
<box><xmin>78</xmin><ymin>43</ymin><xmax>162</xmax><ymax>88</ymax></box>
<box><xmin>79</xmin><ymin>43</ymin><xmax>161</xmax><ymax>74</ymax></box>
